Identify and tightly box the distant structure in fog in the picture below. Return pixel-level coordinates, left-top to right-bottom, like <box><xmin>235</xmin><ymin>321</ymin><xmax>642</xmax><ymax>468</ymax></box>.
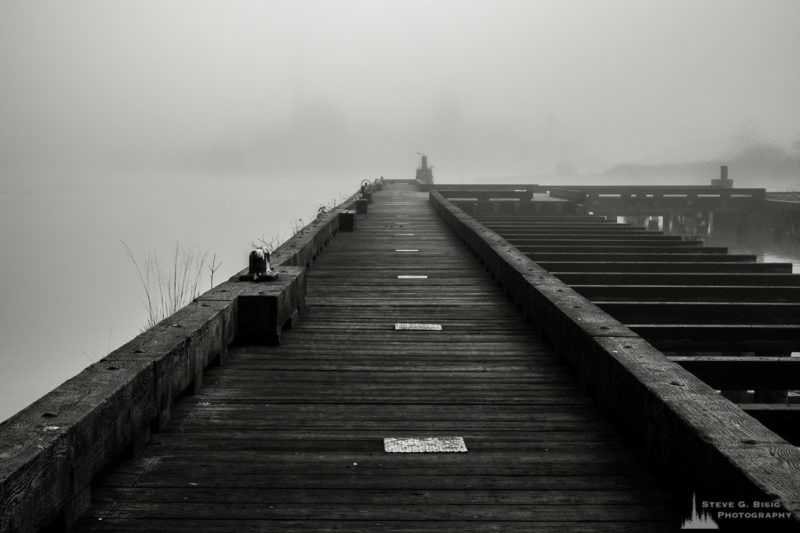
<box><xmin>416</xmin><ymin>153</ymin><xmax>434</xmax><ymax>184</ymax></box>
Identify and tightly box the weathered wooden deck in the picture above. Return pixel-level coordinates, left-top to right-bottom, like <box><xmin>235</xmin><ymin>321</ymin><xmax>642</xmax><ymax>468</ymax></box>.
<box><xmin>73</xmin><ymin>184</ymin><xmax>682</xmax><ymax>531</ymax></box>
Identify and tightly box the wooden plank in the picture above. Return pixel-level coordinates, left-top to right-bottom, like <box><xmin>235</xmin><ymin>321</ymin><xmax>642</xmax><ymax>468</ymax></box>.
<box><xmin>529</xmin><ymin>253</ymin><xmax>754</xmax><ymax>262</ymax></box>
<box><xmin>555</xmin><ymin>272</ymin><xmax>800</xmax><ymax>286</ymax></box>
<box><xmin>513</xmin><ymin>239</ymin><xmax>704</xmax><ymax>247</ymax></box>
<box><xmin>541</xmin><ymin>261</ymin><xmax>792</xmax><ymax>273</ymax></box>
<box><xmin>79</xmin><ymin>502</ymin><xmax>680</xmax><ymax>521</ymax></box>
<box><xmin>598</xmin><ymin>302</ymin><xmax>800</xmax><ymax>324</ymax></box>
<box><xmin>630</xmin><ymin>324</ymin><xmax>800</xmax><ymax>352</ymax></box>
<box><xmin>522</xmin><ymin>246</ymin><xmax>723</xmax><ymax>254</ymax></box>
<box><xmin>576</xmin><ymin>285</ymin><xmax>800</xmax><ymax>302</ymax></box>
<box><xmin>508</xmin><ymin>234</ymin><xmax>683</xmax><ymax>241</ymax></box>
<box><xmin>491</xmin><ymin>229</ymin><xmax>653</xmax><ymax>235</ymax></box>
<box><xmin>670</xmin><ymin>356</ymin><xmax>800</xmax><ymax>390</ymax></box>
<box><xmin>74</xmin><ymin>518</ymin><xmax>678</xmax><ymax>533</ymax></box>
<box><xmin>90</xmin><ymin>487</ymin><xmax>679</xmax><ymax>506</ymax></box>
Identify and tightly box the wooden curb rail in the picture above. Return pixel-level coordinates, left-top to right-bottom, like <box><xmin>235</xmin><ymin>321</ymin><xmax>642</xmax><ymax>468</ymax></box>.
<box><xmin>0</xmin><ymin>191</ymin><xmax>361</xmax><ymax>533</ymax></box>
<box><xmin>429</xmin><ymin>189</ymin><xmax>800</xmax><ymax>524</ymax></box>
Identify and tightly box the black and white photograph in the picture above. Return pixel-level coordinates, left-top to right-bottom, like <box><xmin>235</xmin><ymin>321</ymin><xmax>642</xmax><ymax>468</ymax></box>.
<box><xmin>1</xmin><ymin>1</ymin><xmax>799</xmax><ymax>531</ymax></box>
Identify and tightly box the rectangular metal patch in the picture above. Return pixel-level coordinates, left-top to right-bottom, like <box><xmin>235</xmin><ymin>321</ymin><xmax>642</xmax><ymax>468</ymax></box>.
<box><xmin>395</xmin><ymin>249</ymin><xmax>419</xmax><ymax>252</ymax></box>
<box><xmin>394</xmin><ymin>323</ymin><xmax>442</xmax><ymax>331</ymax></box>
<box><xmin>394</xmin><ymin>233</ymin><xmax>415</xmax><ymax>236</ymax></box>
<box><xmin>397</xmin><ymin>275</ymin><xmax>428</xmax><ymax>279</ymax></box>
<box><xmin>384</xmin><ymin>437</ymin><xmax>467</xmax><ymax>453</ymax></box>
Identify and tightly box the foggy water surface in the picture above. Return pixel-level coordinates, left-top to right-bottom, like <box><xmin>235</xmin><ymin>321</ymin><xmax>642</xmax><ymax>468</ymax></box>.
<box><xmin>0</xmin><ymin>174</ymin><xmax>358</xmax><ymax>422</ymax></box>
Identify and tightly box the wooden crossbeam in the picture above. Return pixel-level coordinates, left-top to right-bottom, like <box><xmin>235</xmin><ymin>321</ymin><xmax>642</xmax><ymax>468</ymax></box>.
<box><xmin>597</xmin><ymin>302</ymin><xmax>800</xmax><ymax>323</ymax></box>
<box><xmin>507</xmin><ymin>233</ymin><xmax>680</xmax><ymax>240</ymax></box>
<box><xmin>574</xmin><ymin>285</ymin><xmax>800</xmax><ymax>302</ymax></box>
<box><xmin>513</xmin><ymin>239</ymin><xmax>702</xmax><ymax>246</ymax></box>
<box><xmin>483</xmin><ymin>222</ymin><xmax>621</xmax><ymax>228</ymax></box>
<box><xmin>493</xmin><ymin>229</ymin><xmax>653</xmax><ymax>234</ymax></box>
<box><xmin>541</xmin><ymin>262</ymin><xmax>792</xmax><ymax>273</ymax></box>
<box><xmin>529</xmin><ymin>253</ymin><xmax>757</xmax><ymax>262</ymax></box>
<box><xmin>524</xmin><ymin>246</ymin><xmax>723</xmax><ymax>254</ymax></box>
<box><xmin>629</xmin><ymin>324</ymin><xmax>800</xmax><ymax>352</ymax></box>
<box><xmin>477</xmin><ymin>216</ymin><xmax>606</xmax><ymax>221</ymax></box>
<box><xmin>555</xmin><ymin>272</ymin><xmax>800</xmax><ymax>286</ymax></box>
<box><xmin>669</xmin><ymin>356</ymin><xmax>800</xmax><ymax>390</ymax></box>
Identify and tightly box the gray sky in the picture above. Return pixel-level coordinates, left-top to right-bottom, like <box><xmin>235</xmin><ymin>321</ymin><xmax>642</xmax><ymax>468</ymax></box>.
<box><xmin>1</xmin><ymin>0</ymin><xmax>799</xmax><ymax>180</ymax></box>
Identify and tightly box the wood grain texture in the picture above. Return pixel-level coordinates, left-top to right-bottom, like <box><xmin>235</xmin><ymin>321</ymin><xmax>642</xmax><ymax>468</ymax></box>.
<box><xmin>74</xmin><ymin>183</ymin><xmax>683</xmax><ymax>532</ymax></box>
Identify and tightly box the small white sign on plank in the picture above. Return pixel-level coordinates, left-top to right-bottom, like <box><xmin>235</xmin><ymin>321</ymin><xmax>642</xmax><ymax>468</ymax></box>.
<box><xmin>397</xmin><ymin>275</ymin><xmax>428</xmax><ymax>279</ymax></box>
<box><xmin>394</xmin><ymin>233</ymin><xmax>415</xmax><ymax>236</ymax></box>
<box><xmin>384</xmin><ymin>437</ymin><xmax>467</xmax><ymax>453</ymax></box>
<box><xmin>394</xmin><ymin>323</ymin><xmax>442</xmax><ymax>331</ymax></box>
<box><xmin>395</xmin><ymin>249</ymin><xmax>419</xmax><ymax>252</ymax></box>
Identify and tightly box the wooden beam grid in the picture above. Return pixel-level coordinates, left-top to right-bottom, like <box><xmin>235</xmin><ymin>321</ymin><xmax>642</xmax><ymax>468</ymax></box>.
<box><xmin>471</xmin><ymin>209</ymin><xmax>800</xmax><ymax>435</ymax></box>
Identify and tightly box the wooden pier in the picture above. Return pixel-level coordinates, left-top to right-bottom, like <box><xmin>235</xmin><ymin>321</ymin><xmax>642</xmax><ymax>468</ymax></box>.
<box><xmin>75</xmin><ymin>184</ymin><xmax>682</xmax><ymax>531</ymax></box>
<box><xmin>3</xmin><ymin>180</ymin><xmax>800</xmax><ymax>532</ymax></box>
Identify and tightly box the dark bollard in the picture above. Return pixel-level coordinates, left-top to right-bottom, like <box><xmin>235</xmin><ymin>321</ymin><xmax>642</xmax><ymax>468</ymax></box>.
<box><xmin>239</xmin><ymin>247</ymin><xmax>278</xmax><ymax>282</ymax></box>
<box><xmin>360</xmin><ymin>179</ymin><xmax>373</xmax><ymax>203</ymax></box>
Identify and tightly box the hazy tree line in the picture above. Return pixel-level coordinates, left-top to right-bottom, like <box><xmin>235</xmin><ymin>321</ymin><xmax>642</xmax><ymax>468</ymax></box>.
<box><xmin>605</xmin><ymin>126</ymin><xmax>800</xmax><ymax>188</ymax></box>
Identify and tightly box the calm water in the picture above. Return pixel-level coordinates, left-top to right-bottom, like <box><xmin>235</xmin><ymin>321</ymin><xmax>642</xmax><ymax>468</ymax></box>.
<box><xmin>0</xmin><ymin>174</ymin><xmax>358</xmax><ymax>422</ymax></box>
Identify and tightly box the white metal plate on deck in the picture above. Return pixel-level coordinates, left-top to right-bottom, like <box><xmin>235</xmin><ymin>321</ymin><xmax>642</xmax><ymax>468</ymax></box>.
<box><xmin>394</xmin><ymin>323</ymin><xmax>442</xmax><ymax>331</ymax></box>
<box><xmin>394</xmin><ymin>233</ymin><xmax>415</xmax><ymax>236</ymax></box>
<box><xmin>384</xmin><ymin>437</ymin><xmax>467</xmax><ymax>453</ymax></box>
<box><xmin>397</xmin><ymin>275</ymin><xmax>428</xmax><ymax>279</ymax></box>
<box><xmin>395</xmin><ymin>249</ymin><xmax>419</xmax><ymax>252</ymax></box>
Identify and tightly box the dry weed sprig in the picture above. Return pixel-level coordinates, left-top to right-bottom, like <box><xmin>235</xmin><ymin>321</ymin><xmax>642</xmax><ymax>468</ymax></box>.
<box><xmin>123</xmin><ymin>241</ymin><xmax>210</xmax><ymax>330</ymax></box>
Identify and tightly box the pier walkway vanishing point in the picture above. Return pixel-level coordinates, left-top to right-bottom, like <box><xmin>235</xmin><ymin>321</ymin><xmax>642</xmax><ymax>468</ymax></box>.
<box><xmin>5</xmin><ymin>180</ymin><xmax>800</xmax><ymax>532</ymax></box>
<box><xmin>73</xmin><ymin>184</ymin><xmax>681</xmax><ymax>531</ymax></box>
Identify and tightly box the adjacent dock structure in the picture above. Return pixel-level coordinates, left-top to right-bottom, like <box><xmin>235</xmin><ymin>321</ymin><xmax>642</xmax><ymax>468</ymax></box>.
<box><xmin>3</xmin><ymin>179</ymin><xmax>800</xmax><ymax>532</ymax></box>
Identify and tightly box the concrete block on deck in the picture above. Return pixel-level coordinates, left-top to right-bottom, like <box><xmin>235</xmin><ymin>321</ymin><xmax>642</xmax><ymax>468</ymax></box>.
<box><xmin>356</xmin><ymin>198</ymin><xmax>369</xmax><ymax>214</ymax></box>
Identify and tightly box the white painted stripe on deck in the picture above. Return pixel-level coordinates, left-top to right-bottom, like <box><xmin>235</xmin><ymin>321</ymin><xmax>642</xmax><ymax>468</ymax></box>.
<box><xmin>384</xmin><ymin>437</ymin><xmax>467</xmax><ymax>453</ymax></box>
<box><xmin>394</xmin><ymin>323</ymin><xmax>442</xmax><ymax>331</ymax></box>
<box><xmin>397</xmin><ymin>275</ymin><xmax>428</xmax><ymax>279</ymax></box>
<box><xmin>395</xmin><ymin>249</ymin><xmax>419</xmax><ymax>252</ymax></box>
